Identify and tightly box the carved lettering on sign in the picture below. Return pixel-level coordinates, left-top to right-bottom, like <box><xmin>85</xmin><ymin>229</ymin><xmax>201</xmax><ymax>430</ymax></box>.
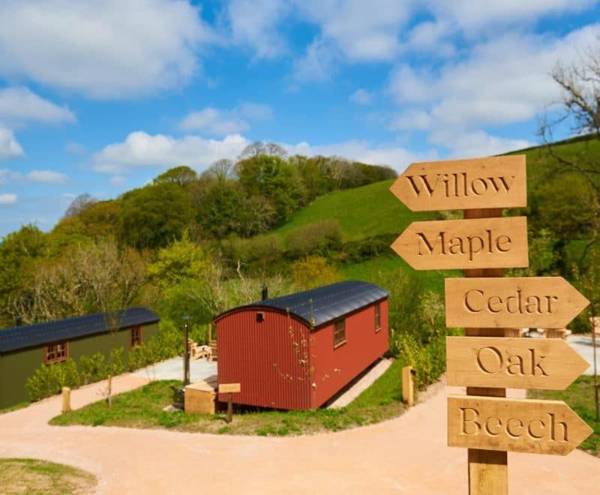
<box><xmin>391</xmin><ymin>217</ymin><xmax>528</xmax><ymax>270</ymax></box>
<box><xmin>446</xmin><ymin>337</ymin><xmax>589</xmax><ymax>389</ymax></box>
<box><xmin>447</xmin><ymin>396</ymin><xmax>592</xmax><ymax>455</ymax></box>
<box><xmin>389</xmin><ymin>155</ymin><xmax>527</xmax><ymax>211</ymax></box>
<box><xmin>445</xmin><ymin>277</ymin><xmax>590</xmax><ymax>328</ymax></box>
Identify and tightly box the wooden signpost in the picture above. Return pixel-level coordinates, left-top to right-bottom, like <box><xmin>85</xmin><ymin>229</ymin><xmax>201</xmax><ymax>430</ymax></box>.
<box><xmin>389</xmin><ymin>155</ymin><xmax>592</xmax><ymax>495</ymax></box>
<box><xmin>391</xmin><ymin>217</ymin><xmax>529</xmax><ymax>270</ymax></box>
<box><xmin>445</xmin><ymin>277</ymin><xmax>590</xmax><ymax>329</ymax></box>
<box><xmin>219</xmin><ymin>383</ymin><xmax>241</xmax><ymax>424</ymax></box>
<box><xmin>446</xmin><ymin>337</ymin><xmax>589</xmax><ymax>390</ymax></box>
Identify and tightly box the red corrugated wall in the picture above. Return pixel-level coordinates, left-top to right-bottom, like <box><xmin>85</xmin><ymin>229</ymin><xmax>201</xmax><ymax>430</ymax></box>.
<box><xmin>216</xmin><ymin>298</ymin><xmax>388</xmax><ymax>410</ymax></box>
<box><xmin>310</xmin><ymin>299</ymin><xmax>388</xmax><ymax>408</ymax></box>
<box><xmin>216</xmin><ymin>308</ymin><xmax>312</xmax><ymax>410</ymax></box>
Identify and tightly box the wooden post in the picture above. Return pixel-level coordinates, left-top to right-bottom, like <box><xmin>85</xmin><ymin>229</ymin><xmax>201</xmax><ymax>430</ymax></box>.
<box><xmin>402</xmin><ymin>366</ymin><xmax>415</xmax><ymax>407</ymax></box>
<box><xmin>62</xmin><ymin>386</ymin><xmax>71</xmax><ymax>413</ymax></box>
<box><xmin>226</xmin><ymin>394</ymin><xmax>233</xmax><ymax>424</ymax></box>
<box><xmin>464</xmin><ymin>208</ymin><xmax>508</xmax><ymax>495</ymax></box>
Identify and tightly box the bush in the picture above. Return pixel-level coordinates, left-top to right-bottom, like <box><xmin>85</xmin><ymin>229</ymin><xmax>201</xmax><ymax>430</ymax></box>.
<box><xmin>286</xmin><ymin>220</ymin><xmax>342</xmax><ymax>258</ymax></box>
<box><xmin>291</xmin><ymin>256</ymin><xmax>339</xmax><ymax>290</ymax></box>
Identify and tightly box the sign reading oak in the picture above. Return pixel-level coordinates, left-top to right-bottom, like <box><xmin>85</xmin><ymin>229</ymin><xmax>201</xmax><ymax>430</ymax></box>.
<box><xmin>390</xmin><ymin>155</ymin><xmax>527</xmax><ymax>212</ymax></box>
<box><xmin>446</xmin><ymin>337</ymin><xmax>589</xmax><ymax>390</ymax></box>
<box><xmin>448</xmin><ymin>396</ymin><xmax>592</xmax><ymax>456</ymax></box>
<box><xmin>391</xmin><ymin>217</ymin><xmax>529</xmax><ymax>270</ymax></box>
<box><xmin>445</xmin><ymin>277</ymin><xmax>590</xmax><ymax>328</ymax></box>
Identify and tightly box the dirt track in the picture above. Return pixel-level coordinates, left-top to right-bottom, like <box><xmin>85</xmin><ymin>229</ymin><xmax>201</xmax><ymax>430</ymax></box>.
<box><xmin>0</xmin><ymin>374</ymin><xmax>598</xmax><ymax>494</ymax></box>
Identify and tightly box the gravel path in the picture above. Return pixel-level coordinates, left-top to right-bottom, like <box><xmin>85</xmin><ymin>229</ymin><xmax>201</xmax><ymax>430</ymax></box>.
<box><xmin>0</xmin><ymin>373</ymin><xmax>599</xmax><ymax>494</ymax></box>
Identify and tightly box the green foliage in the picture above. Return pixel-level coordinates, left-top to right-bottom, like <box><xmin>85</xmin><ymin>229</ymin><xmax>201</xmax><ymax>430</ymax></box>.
<box><xmin>285</xmin><ymin>220</ymin><xmax>342</xmax><ymax>258</ymax></box>
<box><xmin>153</xmin><ymin>165</ymin><xmax>197</xmax><ymax>187</ymax></box>
<box><xmin>291</xmin><ymin>256</ymin><xmax>339</xmax><ymax>290</ymax></box>
<box><xmin>119</xmin><ymin>183</ymin><xmax>194</xmax><ymax>249</ymax></box>
<box><xmin>236</xmin><ymin>154</ymin><xmax>307</xmax><ymax>224</ymax></box>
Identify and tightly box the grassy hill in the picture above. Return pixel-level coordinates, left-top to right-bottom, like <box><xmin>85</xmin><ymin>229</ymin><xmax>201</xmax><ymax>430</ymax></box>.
<box><xmin>273</xmin><ymin>179</ymin><xmax>435</xmax><ymax>242</ymax></box>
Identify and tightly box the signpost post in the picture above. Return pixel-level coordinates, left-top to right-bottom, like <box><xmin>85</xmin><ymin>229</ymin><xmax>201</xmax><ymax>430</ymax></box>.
<box><xmin>389</xmin><ymin>155</ymin><xmax>592</xmax><ymax>494</ymax></box>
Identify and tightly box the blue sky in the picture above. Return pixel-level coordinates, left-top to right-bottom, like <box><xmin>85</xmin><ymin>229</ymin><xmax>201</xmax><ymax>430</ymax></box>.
<box><xmin>0</xmin><ymin>0</ymin><xmax>599</xmax><ymax>237</ymax></box>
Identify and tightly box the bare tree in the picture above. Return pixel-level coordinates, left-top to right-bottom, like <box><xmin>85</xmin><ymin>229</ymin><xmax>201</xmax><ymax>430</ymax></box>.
<box><xmin>239</xmin><ymin>141</ymin><xmax>287</xmax><ymax>159</ymax></box>
<box><xmin>64</xmin><ymin>194</ymin><xmax>97</xmax><ymax>218</ymax></box>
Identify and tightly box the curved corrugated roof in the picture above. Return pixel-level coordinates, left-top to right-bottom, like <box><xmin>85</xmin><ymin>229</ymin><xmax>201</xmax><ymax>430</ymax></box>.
<box><xmin>216</xmin><ymin>280</ymin><xmax>388</xmax><ymax>328</ymax></box>
<box><xmin>0</xmin><ymin>307</ymin><xmax>159</xmax><ymax>354</ymax></box>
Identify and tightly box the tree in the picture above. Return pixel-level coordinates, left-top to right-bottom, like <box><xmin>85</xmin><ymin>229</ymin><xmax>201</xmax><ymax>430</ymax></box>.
<box><xmin>119</xmin><ymin>183</ymin><xmax>194</xmax><ymax>249</ymax></box>
<box><xmin>239</xmin><ymin>141</ymin><xmax>287</xmax><ymax>159</ymax></box>
<box><xmin>153</xmin><ymin>165</ymin><xmax>197</xmax><ymax>187</ymax></box>
<box><xmin>291</xmin><ymin>256</ymin><xmax>339</xmax><ymax>290</ymax></box>
<box><xmin>64</xmin><ymin>194</ymin><xmax>97</xmax><ymax>218</ymax></box>
<box><xmin>236</xmin><ymin>154</ymin><xmax>306</xmax><ymax>224</ymax></box>
<box><xmin>9</xmin><ymin>238</ymin><xmax>147</xmax><ymax>325</ymax></box>
<box><xmin>202</xmin><ymin>159</ymin><xmax>235</xmax><ymax>182</ymax></box>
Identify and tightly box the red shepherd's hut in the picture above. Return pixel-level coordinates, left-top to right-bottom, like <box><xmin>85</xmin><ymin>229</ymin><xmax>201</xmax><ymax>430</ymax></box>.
<box><xmin>214</xmin><ymin>280</ymin><xmax>389</xmax><ymax>410</ymax></box>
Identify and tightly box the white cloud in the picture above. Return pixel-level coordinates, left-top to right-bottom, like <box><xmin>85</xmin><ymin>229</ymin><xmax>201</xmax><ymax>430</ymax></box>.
<box><xmin>0</xmin><ymin>128</ymin><xmax>23</xmax><ymax>159</ymax></box>
<box><xmin>0</xmin><ymin>87</ymin><xmax>74</xmax><ymax>127</ymax></box>
<box><xmin>26</xmin><ymin>170</ymin><xmax>68</xmax><ymax>184</ymax></box>
<box><xmin>93</xmin><ymin>132</ymin><xmax>251</xmax><ymax>173</ymax></box>
<box><xmin>429</xmin><ymin>129</ymin><xmax>532</xmax><ymax>158</ymax></box>
<box><xmin>0</xmin><ymin>193</ymin><xmax>17</xmax><ymax>205</ymax></box>
<box><xmin>428</xmin><ymin>0</ymin><xmax>593</xmax><ymax>33</ymax></box>
<box><xmin>0</xmin><ymin>0</ymin><xmax>217</xmax><ymax>98</ymax></box>
<box><xmin>179</xmin><ymin>102</ymin><xmax>273</xmax><ymax>136</ymax></box>
<box><xmin>227</xmin><ymin>0</ymin><xmax>290</xmax><ymax>59</ymax></box>
<box><xmin>387</xmin><ymin>24</ymin><xmax>600</xmax><ymax>155</ymax></box>
<box><xmin>350</xmin><ymin>89</ymin><xmax>373</xmax><ymax>105</ymax></box>
<box><xmin>295</xmin><ymin>0</ymin><xmax>413</xmax><ymax>61</ymax></box>
<box><xmin>293</xmin><ymin>38</ymin><xmax>341</xmax><ymax>83</ymax></box>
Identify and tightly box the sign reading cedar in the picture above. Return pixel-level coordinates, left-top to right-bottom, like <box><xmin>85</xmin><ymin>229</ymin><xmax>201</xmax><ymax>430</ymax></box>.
<box><xmin>390</xmin><ymin>156</ymin><xmax>527</xmax><ymax>212</ymax></box>
<box><xmin>214</xmin><ymin>281</ymin><xmax>389</xmax><ymax>411</ymax></box>
<box><xmin>446</xmin><ymin>337</ymin><xmax>589</xmax><ymax>390</ymax></box>
<box><xmin>448</xmin><ymin>396</ymin><xmax>593</xmax><ymax>456</ymax></box>
<box><xmin>390</xmin><ymin>216</ymin><xmax>529</xmax><ymax>270</ymax></box>
<box><xmin>445</xmin><ymin>277</ymin><xmax>590</xmax><ymax>328</ymax></box>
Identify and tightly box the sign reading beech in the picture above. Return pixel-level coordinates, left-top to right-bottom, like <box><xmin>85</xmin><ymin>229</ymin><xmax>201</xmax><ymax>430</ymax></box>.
<box><xmin>445</xmin><ymin>277</ymin><xmax>590</xmax><ymax>328</ymax></box>
<box><xmin>390</xmin><ymin>155</ymin><xmax>526</xmax><ymax>212</ymax></box>
<box><xmin>391</xmin><ymin>217</ymin><xmax>528</xmax><ymax>270</ymax></box>
<box><xmin>448</xmin><ymin>396</ymin><xmax>592</xmax><ymax>456</ymax></box>
<box><xmin>446</xmin><ymin>337</ymin><xmax>589</xmax><ymax>390</ymax></box>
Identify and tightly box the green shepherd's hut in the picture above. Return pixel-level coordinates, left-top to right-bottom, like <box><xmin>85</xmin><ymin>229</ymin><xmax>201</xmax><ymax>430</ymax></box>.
<box><xmin>0</xmin><ymin>307</ymin><xmax>159</xmax><ymax>409</ymax></box>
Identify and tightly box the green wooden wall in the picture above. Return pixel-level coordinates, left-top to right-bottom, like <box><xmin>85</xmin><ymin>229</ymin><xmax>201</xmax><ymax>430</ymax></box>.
<box><xmin>0</xmin><ymin>322</ymin><xmax>159</xmax><ymax>409</ymax></box>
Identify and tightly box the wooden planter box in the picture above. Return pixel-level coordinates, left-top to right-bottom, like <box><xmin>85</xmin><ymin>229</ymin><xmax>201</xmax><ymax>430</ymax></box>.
<box><xmin>184</xmin><ymin>379</ymin><xmax>217</xmax><ymax>415</ymax></box>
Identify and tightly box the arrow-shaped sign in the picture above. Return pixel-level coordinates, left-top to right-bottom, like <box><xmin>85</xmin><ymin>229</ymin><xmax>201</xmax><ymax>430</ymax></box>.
<box><xmin>445</xmin><ymin>277</ymin><xmax>590</xmax><ymax>328</ymax></box>
<box><xmin>446</xmin><ymin>336</ymin><xmax>589</xmax><ymax>390</ymax></box>
<box><xmin>448</xmin><ymin>396</ymin><xmax>593</xmax><ymax>455</ymax></box>
<box><xmin>390</xmin><ymin>155</ymin><xmax>526</xmax><ymax>212</ymax></box>
<box><xmin>391</xmin><ymin>217</ymin><xmax>529</xmax><ymax>270</ymax></box>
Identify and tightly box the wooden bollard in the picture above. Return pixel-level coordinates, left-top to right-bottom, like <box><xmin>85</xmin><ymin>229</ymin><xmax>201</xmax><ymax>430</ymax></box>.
<box><xmin>62</xmin><ymin>386</ymin><xmax>71</xmax><ymax>413</ymax></box>
<box><xmin>402</xmin><ymin>366</ymin><xmax>415</xmax><ymax>407</ymax></box>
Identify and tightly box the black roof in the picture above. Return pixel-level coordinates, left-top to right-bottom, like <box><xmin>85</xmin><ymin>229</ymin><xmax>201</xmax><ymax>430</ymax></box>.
<box><xmin>0</xmin><ymin>307</ymin><xmax>159</xmax><ymax>354</ymax></box>
<box><xmin>217</xmin><ymin>281</ymin><xmax>388</xmax><ymax>328</ymax></box>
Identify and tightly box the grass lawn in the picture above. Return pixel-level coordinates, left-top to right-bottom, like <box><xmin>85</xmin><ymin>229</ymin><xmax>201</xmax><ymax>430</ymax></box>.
<box><xmin>0</xmin><ymin>458</ymin><xmax>96</xmax><ymax>495</ymax></box>
<box><xmin>51</xmin><ymin>358</ymin><xmax>408</xmax><ymax>436</ymax></box>
<box><xmin>273</xmin><ymin>180</ymin><xmax>435</xmax><ymax>242</ymax></box>
<box><xmin>529</xmin><ymin>376</ymin><xmax>600</xmax><ymax>457</ymax></box>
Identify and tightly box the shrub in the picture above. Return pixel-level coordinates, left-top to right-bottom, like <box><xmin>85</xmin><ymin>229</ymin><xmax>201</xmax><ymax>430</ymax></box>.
<box><xmin>78</xmin><ymin>353</ymin><xmax>107</xmax><ymax>385</ymax></box>
<box><xmin>291</xmin><ymin>256</ymin><xmax>339</xmax><ymax>290</ymax></box>
<box><xmin>286</xmin><ymin>220</ymin><xmax>342</xmax><ymax>258</ymax></box>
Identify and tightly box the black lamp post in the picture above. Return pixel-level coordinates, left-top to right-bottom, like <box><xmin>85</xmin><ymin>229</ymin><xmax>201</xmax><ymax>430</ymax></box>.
<box><xmin>183</xmin><ymin>315</ymin><xmax>191</xmax><ymax>386</ymax></box>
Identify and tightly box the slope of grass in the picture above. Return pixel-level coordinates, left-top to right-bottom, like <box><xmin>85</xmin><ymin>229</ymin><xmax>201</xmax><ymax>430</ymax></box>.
<box><xmin>274</xmin><ymin>180</ymin><xmax>435</xmax><ymax>242</ymax></box>
<box><xmin>0</xmin><ymin>458</ymin><xmax>97</xmax><ymax>495</ymax></box>
<box><xmin>51</xmin><ymin>359</ymin><xmax>408</xmax><ymax>436</ymax></box>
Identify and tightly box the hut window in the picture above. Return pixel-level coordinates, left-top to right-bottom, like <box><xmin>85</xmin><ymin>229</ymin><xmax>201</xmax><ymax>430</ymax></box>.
<box><xmin>256</xmin><ymin>312</ymin><xmax>265</xmax><ymax>323</ymax></box>
<box><xmin>45</xmin><ymin>342</ymin><xmax>68</xmax><ymax>364</ymax></box>
<box><xmin>130</xmin><ymin>326</ymin><xmax>143</xmax><ymax>347</ymax></box>
<box><xmin>375</xmin><ymin>303</ymin><xmax>381</xmax><ymax>332</ymax></box>
<box><xmin>333</xmin><ymin>319</ymin><xmax>346</xmax><ymax>348</ymax></box>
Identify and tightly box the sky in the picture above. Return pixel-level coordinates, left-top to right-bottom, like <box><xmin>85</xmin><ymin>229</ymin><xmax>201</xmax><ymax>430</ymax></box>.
<box><xmin>0</xmin><ymin>0</ymin><xmax>599</xmax><ymax>237</ymax></box>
